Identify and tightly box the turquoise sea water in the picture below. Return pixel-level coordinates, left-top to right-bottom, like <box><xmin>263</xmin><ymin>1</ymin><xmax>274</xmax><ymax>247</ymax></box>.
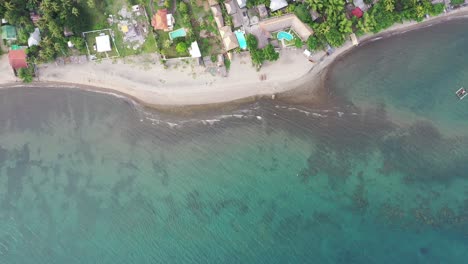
<box><xmin>1</xmin><ymin>19</ymin><xmax>468</xmax><ymax>263</ymax></box>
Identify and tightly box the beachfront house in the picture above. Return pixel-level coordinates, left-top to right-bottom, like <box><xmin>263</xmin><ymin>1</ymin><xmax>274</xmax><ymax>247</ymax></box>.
<box><xmin>219</xmin><ymin>26</ymin><xmax>239</xmax><ymax>51</ymax></box>
<box><xmin>8</xmin><ymin>49</ymin><xmax>28</xmax><ymax>75</ymax></box>
<box><xmin>258</xmin><ymin>14</ymin><xmax>314</xmax><ymax>42</ymax></box>
<box><xmin>270</xmin><ymin>0</ymin><xmax>289</xmax><ymax>12</ymax></box>
<box><xmin>95</xmin><ymin>35</ymin><xmax>112</xmax><ymax>52</ymax></box>
<box><xmin>151</xmin><ymin>9</ymin><xmax>171</xmax><ymax>31</ymax></box>
<box><xmin>1</xmin><ymin>25</ymin><xmax>17</xmax><ymax>40</ymax></box>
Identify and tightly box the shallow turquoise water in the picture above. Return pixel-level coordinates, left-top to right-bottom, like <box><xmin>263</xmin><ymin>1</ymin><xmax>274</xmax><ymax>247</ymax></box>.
<box><xmin>1</xmin><ymin>19</ymin><xmax>468</xmax><ymax>263</ymax></box>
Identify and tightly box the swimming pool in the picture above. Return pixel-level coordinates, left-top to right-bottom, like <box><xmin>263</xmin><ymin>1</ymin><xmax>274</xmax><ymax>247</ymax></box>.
<box><xmin>277</xmin><ymin>31</ymin><xmax>294</xmax><ymax>41</ymax></box>
<box><xmin>235</xmin><ymin>31</ymin><xmax>247</xmax><ymax>49</ymax></box>
<box><xmin>169</xmin><ymin>28</ymin><xmax>187</xmax><ymax>40</ymax></box>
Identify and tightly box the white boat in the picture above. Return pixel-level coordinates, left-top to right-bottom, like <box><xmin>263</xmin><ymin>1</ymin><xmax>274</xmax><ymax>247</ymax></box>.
<box><xmin>456</xmin><ymin>87</ymin><xmax>467</xmax><ymax>100</ymax></box>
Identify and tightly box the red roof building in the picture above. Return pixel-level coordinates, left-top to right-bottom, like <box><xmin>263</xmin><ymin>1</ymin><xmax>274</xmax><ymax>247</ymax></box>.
<box><xmin>351</xmin><ymin>7</ymin><xmax>363</xmax><ymax>18</ymax></box>
<box><xmin>8</xmin><ymin>50</ymin><xmax>28</xmax><ymax>72</ymax></box>
<box><xmin>151</xmin><ymin>9</ymin><xmax>168</xmax><ymax>31</ymax></box>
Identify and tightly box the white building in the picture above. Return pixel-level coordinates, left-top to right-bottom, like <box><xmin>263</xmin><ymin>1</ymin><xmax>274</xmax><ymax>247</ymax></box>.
<box><xmin>96</xmin><ymin>35</ymin><xmax>112</xmax><ymax>52</ymax></box>
<box><xmin>270</xmin><ymin>0</ymin><xmax>288</xmax><ymax>12</ymax></box>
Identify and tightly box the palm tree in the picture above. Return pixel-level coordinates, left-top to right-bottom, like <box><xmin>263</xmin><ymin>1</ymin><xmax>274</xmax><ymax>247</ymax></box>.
<box><xmin>305</xmin><ymin>0</ymin><xmax>324</xmax><ymax>12</ymax></box>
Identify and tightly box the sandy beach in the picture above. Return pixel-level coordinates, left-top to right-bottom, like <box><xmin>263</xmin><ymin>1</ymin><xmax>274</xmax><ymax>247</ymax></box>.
<box><xmin>1</xmin><ymin>7</ymin><xmax>468</xmax><ymax>108</ymax></box>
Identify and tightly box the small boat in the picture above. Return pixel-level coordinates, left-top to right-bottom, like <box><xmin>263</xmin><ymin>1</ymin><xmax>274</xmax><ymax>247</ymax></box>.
<box><xmin>456</xmin><ymin>87</ymin><xmax>467</xmax><ymax>100</ymax></box>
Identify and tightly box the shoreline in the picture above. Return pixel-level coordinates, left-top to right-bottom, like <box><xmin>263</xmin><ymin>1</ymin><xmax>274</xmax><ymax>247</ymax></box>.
<box><xmin>1</xmin><ymin>8</ymin><xmax>468</xmax><ymax>110</ymax></box>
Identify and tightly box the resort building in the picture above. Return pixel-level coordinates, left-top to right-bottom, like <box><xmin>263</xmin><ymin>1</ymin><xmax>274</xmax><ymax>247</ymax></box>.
<box><xmin>219</xmin><ymin>26</ymin><xmax>239</xmax><ymax>51</ymax></box>
<box><xmin>258</xmin><ymin>14</ymin><xmax>314</xmax><ymax>42</ymax></box>
<box><xmin>1</xmin><ymin>25</ymin><xmax>17</xmax><ymax>40</ymax></box>
<box><xmin>95</xmin><ymin>35</ymin><xmax>112</xmax><ymax>52</ymax></box>
<box><xmin>270</xmin><ymin>0</ymin><xmax>288</xmax><ymax>12</ymax></box>
<box><xmin>211</xmin><ymin>5</ymin><xmax>224</xmax><ymax>28</ymax></box>
<box><xmin>151</xmin><ymin>9</ymin><xmax>172</xmax><ymax>31</ymax></box>
<box><xmin>8</xmin><ymin>49</ymin><xmax>28</xmax><ymax>75</ymax></box>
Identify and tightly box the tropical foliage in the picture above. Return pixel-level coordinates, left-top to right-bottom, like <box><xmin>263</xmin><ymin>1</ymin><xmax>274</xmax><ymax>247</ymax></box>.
<box><xmin>301</xmin><ymin>0</ymin><xmax>445</xmax><ymax>47</ymax></box>
<box><xmin>246</xmin><ymin>34</ymin><xmax>280</xmax><ymax>67</ymax></box>
<box><xmin>0</xmin><ymin>0</ymin><xmax>89</xmax><ymax>62</ymax></box>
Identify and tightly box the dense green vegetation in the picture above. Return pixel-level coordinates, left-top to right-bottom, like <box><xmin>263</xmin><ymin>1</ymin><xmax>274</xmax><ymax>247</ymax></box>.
<box><xmin>297</xmin><ymin>0</ymin><xmax>445</xmax><ymax>48</ymax></box>
<box><xmin>0</xmin><ymin>0</ymin><xmax>92</xmax><ymax>62</ymax></box>
<box><xmin>451</xmin><ymin>0</ymin><xmax>464</xmax><ymax>5</ymax></box>
<box><xmin>246</xmin><ymin>34</ymin><xmax>279</xmax><ymax>68</ymax></box>
<box><xmin>18</xmin><ymin>66</ymin><xmax>34</xmax><ymax>82</ymax></box>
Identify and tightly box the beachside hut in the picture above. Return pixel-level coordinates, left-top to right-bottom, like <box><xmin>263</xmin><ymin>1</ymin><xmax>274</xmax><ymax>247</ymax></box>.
<box><xmin>189</xmin><ymin>41</ymin><xmax>202</xmax><ymax>58</ymax></box>
<box><xmin>219</xmin><ymin>26</ymin><xmax>239</xmax><ymax>51</ymax></box>
<box><xmin>8</xmin><ymin>49</ymin><xmax>28</xmax><ymax>75</ymax></box>
<box><xmin>1</xmin><ymin>25</ymin><xmax>17</xmax><ymax>40</ymax></box>
<box><xmin>151</xmin><ymin>9</ymin><xmax>169</xmax><ymax>31</ymax></box>
<box><xmin>270</xmin><ymin>0</ymin><xmax>288</xmax><ymax>12</ymax></box>
<box><xmin>96</xmin><ymin>35</ymin><xmax>112</xmax><ymax>52</ymax></box>
<box><xmin>225</xmin><ymin>0</ymin><xmax>237</xmax><ymax>15</ymax></box>
<box><xmin>28</xmin><ymin>28</ymin><xmax>41</xmax><ymax>47</ymax></box>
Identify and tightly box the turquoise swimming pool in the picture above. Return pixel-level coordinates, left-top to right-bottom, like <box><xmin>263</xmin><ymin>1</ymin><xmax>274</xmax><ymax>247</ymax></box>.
<box><xmin>277</xmin><ymin>31</ymin><xmax>294</xmax><ymax>41</ymax></box>
<box><xmin>235</xmin><ymin>31</ymin><xmax>247</xmax><ymax>49</ymax></box>
<box><xmin>169</xmin><ymin>28</ymin><xmax>187</xmax><ymax>40</ymax></box>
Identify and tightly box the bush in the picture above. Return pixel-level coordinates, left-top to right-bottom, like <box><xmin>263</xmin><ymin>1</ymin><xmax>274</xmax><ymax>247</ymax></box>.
<box><xmin>18</xmin><ymin>67</ymin><xmax>34</xmax><ymax>83</ymax></box>
<box><xmin>451</xmin><ymin>0</ymin><xmax>464</xmax><ymax>5</ymax></box>
<box><xmin>246</xmin><ymin>34</ymin><xmax>258</xmax><ymax>50</ymax></box>
<box><xmin>176</xmin><ymin>42</ymin><xmax>188</xmax><ymax>54</ymax></box>
<box><xmin>294</xmin><ymin>4</ymin><xmax>312</xmax><ymax>24</ymax></box>
<box><xmin>179</xmin><ymin>2</ymin><xmax>188</xmax><ymax>13</ymax></box>
<box><xmin>294</xmin><ymin>38</ymin><xmax>303</xmax><ymax>48</ymax></box>
<box><xmin>263</xmin><ymin>44</ymin><xmax>279</xmax><ymax>61</ymax></box>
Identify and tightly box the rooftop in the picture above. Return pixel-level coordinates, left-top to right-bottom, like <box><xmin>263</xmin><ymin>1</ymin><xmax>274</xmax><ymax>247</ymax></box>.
<box><xmin>189</xmin><ymin>41</ymin><xmax>202</xmax><ymax>58</ymax></box>
<box><xmin>1</xmin><ymin>25</ymin><xmax>17</xmax><ymax>40</ymax></box>
<box><xmin>96</xmin><ymin>35</ymin><xmax>112</xmax><ymax>52</ymax></box>
<box><xmin>151</xmin><ymin>9</ymin><xmax>168</xmax><ymax>31</ymax></box>
<box><xmin>8</xmin><ymin>49</ymin><xmax>28</xmax><ymax>70</ymax></box>
<box><xmin>270</xmin><ymin>0</ymin><xmax>288</xmax><ymax>12</ymax></box>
